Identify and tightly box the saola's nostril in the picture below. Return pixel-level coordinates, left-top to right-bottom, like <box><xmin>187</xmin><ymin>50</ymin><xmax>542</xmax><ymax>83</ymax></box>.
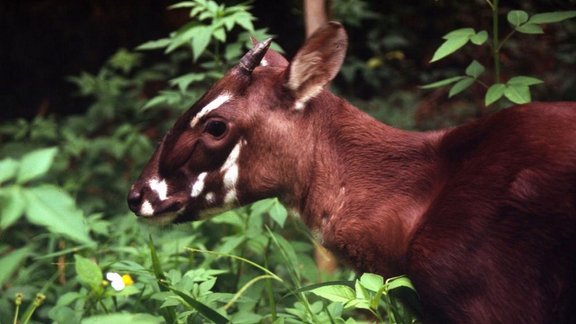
<box><xmin>127</xmin><ymin>188</ymin><xmax>143</xmax><ymax>213</ymax></box>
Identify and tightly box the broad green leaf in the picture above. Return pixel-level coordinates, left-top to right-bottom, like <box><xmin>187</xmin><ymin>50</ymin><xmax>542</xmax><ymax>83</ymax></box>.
<box><xmin>430</xmin><ymin>36</ymin><xmax>470</xmax><ymax>63</ymax></box>
<box><xmin>386</xmin><ymin>276</ymin><xmax>423</xmax><ymax>318</ymax></box>
<box><xmin>0</xmin><ymin>246</ymin><xmax>32</xmax><ymax>286</ymax></box>
<box><xmin>234</xmin><ymin>12</ymin><xmax>255</xmax><ymax>32</ymax></box>
<box><xmin>420</xmin><ymin>76</ymin><xmax>465</xmax><ymax>89</ymax></box>
<box><xmin>0</xmin><ymin>158</ymin><xmax>19</xmax><ymax>183</ymax></box>
<box><xmin>169</xmin><ymin>73</ymin><xmax>206</xmax><ymax>93</ymax></box>
<box><xmin>310</xmin><ymin>285</ymin><xmax>356</xmax><ymax>303</ymax></box>
<box><xmin>442</xmin><ymin>28</ymin><xmax>475</xmax><ymax>39</ymax></box>
<box><xmin>213</xmin><ymin>27</ymin><xmax>226</xmax><ymax>42</ymax></box>
<box><xmin>270</xmin><ymin>199</ymin><xmax>288</xmax><ymax>228</ymax></box>
<box><xmin>74</xmin><ymin>254</ymin><xmax>102</xmax><ymax>290</ymax></box>
<box><xmin>449</xmin><ymin>77</ymin><xmax>474</xmax><ymax>98</ymax></box>
<box><xmin>16</xmin><ymin>147</ymin><xmax>58</xmax><ymax>184</ymax></box>
<box><xmin>507</xmin><ymin>10</ymin><xmax>529</xmax><ymax>27</ymax></box>
<box><xmin>0</xmin><ymin>186</ymin><xmax>26</xmax><ymax>229</ymax></box>
<box><xmin>529</xmin><ymin>11</ymin><xmax>576</xmax><ymax>24</ymax></box>
<box><xmin>470</xmin><ymin>30</ymin><xmax>488</xmax><ymax>45</ymax></box>
<box><xmin>192</xmin><ymin>26</ymin><xmax>212</xmax><ymax>61</ymax></box>
<box><xmin>515</xmin><ymin>23</ymin><xmax>544</xmax><ymax>34</ymax></box>
<box><xmin>359</xmin><ymin>273</ymin><xmax>384</xmax><ymax>293</ymax></box>
<box><xmin>250</xmin><ymin>198</ymin><xmax>276</xmax><ymax>216</ymax></box>
<box><xmin>507</xmin><ymin>76</ymin><xmax>543</xmax><ymax>86</ymax></box>
<box><xmin>504</xmin><ymin>84</ymin><xmax>531</xmax><ymax>104</ymax></box>
<box><xmin>24</xmin><ymin>185</ymin><xmax>93</xmax><ymax>245</ymax></box>
<box><xmin>465</xmin><ymin>60</ymin><xmax>485</xmax><ymax>78</ymax></box>
<box><xmin>485</xmin><ymin>83</ymin><xmax>506</xmax><ymax>106</ymax></box>
<box><xmin>82</xmin><ymin>313</ymin><xmax>164</xmax><ymax>324</ymax></box>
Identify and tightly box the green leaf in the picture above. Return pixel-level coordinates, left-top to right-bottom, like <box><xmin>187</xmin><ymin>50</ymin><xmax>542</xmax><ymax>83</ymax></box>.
<box><xmin>81</xmin><ymin>313</ymin><xmax>164</xmax><ymax>324</ymax></box>
<box><xmin>213</xmin><ymin>27</ymin><xmax>226</xmax><ymax>42</ymax></box>
<box><xmin>74</xmin><ymin>254</ymin><xmax>103</xmax><ymax>290</ymax></box>
<box><xmin>507</xmin><ymin>10</ymin><xmax>529</xmax><ymax>27</ymax></box>
<box><xmin>470</xmin><ymin>30</ymin><xmax>488</xmax><ymax>45</ymax></box>
<box><xmin>192</xmin><ymin>26</ymin><xmax>212</xmax><ymax>61</ymax></box>
<box><xmin>430</xmin><ymin>36</ymin><xmax>471</xmax><ymax>63</ymax></box>
<box><xmin>270</xmin><ymin>199</ymin><xmax>288</xmax><ymax>228</ymax></box>
<box><xmin>386</xmin><ymin>276</ymin><xmax>423</xmax><ymax>318</ymax></box>
<box><xmin>504</xmin><ymin>84</ymin><xmax>531</xmax><ymax>104</ymax></box>
<box><xmin>24</xmin><ymin>185</ymin><xmax>93</xmax><ymax>245</ymax></box>
<box><xmin>136</xmin><ymin>38</ymin><xmax>172</xmax><ymax>51</ymax></box>
<box><xmin>507</xmin><ymin>76</ymin><xmax>544</xmax><ymax>86</ymax></box>
<box><xmin>0</xmin><ymin>246</ymin><xmax>32</xmax><ymax>287</ymax></box>
<box><xmin>0</xmin><ymin>186</ymin><xmax>26</xmax><ymax>229</ymax></box>
<box><xmin>169</xmin><ymin>73</ymin><xmax>206</xmax><ymax>93</ymax></box>
<box><xmin>449</xmin><ymin>77</ymin><xmax>474</xmax><ymax>98</ymax></box>
<box><xmin>420</xmin><ymin>76</ymin><xmax>465</xmax><ymax>89</ymax></box>
<box><xmin>310</xmin><ymin>285</ymin><xmax>356</xmax><ymax>303</ymax></box>
<box><xmin>359</xmin><ymin>273</ymin><xmax>384</xmax><ymax>293</ymax></box>
<box><xmin>485</xmin><ymin>83</ymin><xmax>506</xmax><ymax>106</ymax></box>
<box><xmin>528</xmin><ymin>11</ymin><xmax>576</xmax><ymax>24</ymax></box>
<box><xmin>465</xmin><ymin>60</ymin><xmax>485</xmax><ymax>78</ymax></box>
<box><xmin>442</xmin><ymin>28</ymin><xmax>475</xmax><ymax>39</ymax></box>
<box><xmin>0</xmin><ymin>158</ymin><xmax>19</xmax><ymax>183</ymax></box>
<box><xmin>515</xmin><ymin>23</ymin><xmax>544</xmax><ymax>34</ymax></box>
<box><xmin>169</xmin><ymin>287</ymin><xmax>229</xmax><ymax>324</ymax></box>
<box><xmin>16</xmin><ymin>147</ymin><xmax>58</xmax><ymax>184</ymax></box>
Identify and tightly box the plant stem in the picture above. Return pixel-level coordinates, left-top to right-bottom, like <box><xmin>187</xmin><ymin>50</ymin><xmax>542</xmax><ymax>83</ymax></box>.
<box><xmin>492</xmin><ymin>0</ymin><xmax>501</xmax><ymax>84</ymax></box>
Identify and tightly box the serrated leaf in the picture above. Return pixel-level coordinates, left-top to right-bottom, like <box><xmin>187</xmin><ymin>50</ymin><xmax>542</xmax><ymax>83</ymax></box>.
<box><xmin>24</xmin><ymin>185</ymin><xmax>93</xmax><ymax>245</ymax></box>
<box><xmin>529</xmin><ymin>11</ymin><xmax>576</xmax><ymax>24</ymax></box>
<box><xmin>359</xmin><ymin>273</ymin><xmax>384</xmax><ymax>292</ymax></box>
<box><xmin>192</xmin><ymin>26</ymin><xmax>212</xmax><ymax>61</ymax></box>
<box><xmin>0</xmin><ymin>158</ymin><xmax>19</xmax><ymax>183</ymax></box>
<box><xmin>515</xmin><ymin>23</ymin><xmax>544</xmax><ymax>34</ymax></box>
<box><xmin>0</xmin><ymin>186</ymin><xmax>26</xmax><ymax>229</ymax></box>
<box><xmin>504</xmin><ymin>84</ymin><xmax>531</xmax><ymax>104</ymax></box>
<box><xmin>465</xmin><ymin>60</ymin><xmax>485</xmax><ymax>78</ymax></box>
<box><xmin>310</xmin><ymin>285</ymin><xmax>356</xmax><ymax>303</ymax></box>
<box><xmin>449</xmin><ymin>77</ymin><xmax>474</xmax><ymax>98</ymax></box>
<box><xmin>74</xmin><ymin>254</ymin><xmax>102</xmax><ymax>290</ymax></box>
<box><xmin>470</xmin><ymin>30</ymin><xmax>488</xmax><ymax>45</ymax></box>
<box><xmin>507</xmin><ymin>76</ymin><xmax>543</xmax><ymax>86</ymax></box>
<box><xmin>0</xmin><ymin>246</ymin><xmax>32</xmax><ymax>287</ymax></box>
<box><xmin>485</xmin><ymin>83</ymin><xmax>506</xmax><ymax>106</ymax></box>
<box><xmin>430</xmin><ymin>36</ymin><xmax>470</xmax><ymax>63</ymax></box>
<box><xmin>420</xmin><ymin>76</ymin><xmax>465</xmax><ymax>89</ymax></box>
<box><xmin>16</xmin><ymin>147</ymin><xmax>58</xmax><ymax>184</ymax></box>
<box><xmin>507</xmin><ymin>10</ymin><xmax>529</xmax><ymax>27</ymax></box>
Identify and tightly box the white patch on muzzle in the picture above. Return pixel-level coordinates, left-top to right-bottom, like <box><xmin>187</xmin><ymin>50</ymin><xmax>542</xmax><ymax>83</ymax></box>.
<box><xmin>190</xmin><ymin>93</ymin><xmax>232</xmax><ymax>128</ymax></box>
<box><xmin>141</xmin><ymin>200</ymin><xmax>154</xmax><ymax>216</ymax></box>
<box><xmin>221</xmin><ymin>141</ymin><xmax>242</xmax><ymax>203</ymax></box>
<box><xmin>149</xmin><ymin>178</ymin><xmax>168</xmax><ymax>201</ymax></box>
<box><xmin>191</xmin><ymin>172</ymin><xmax>208</xmax><ymax>198</ymax></box>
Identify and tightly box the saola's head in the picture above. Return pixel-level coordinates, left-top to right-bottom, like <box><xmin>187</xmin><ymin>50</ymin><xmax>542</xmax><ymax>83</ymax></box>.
<box><xmin>128</xmin><ymin>22</ymin><xmax>347</xmax><ymax>224</ymax></box>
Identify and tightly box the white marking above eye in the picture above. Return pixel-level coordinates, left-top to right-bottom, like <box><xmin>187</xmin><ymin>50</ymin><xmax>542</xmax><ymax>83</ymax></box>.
<box><xmin>149</xmin><ymin>178</ymin><xmax>168</xmax><ymax>201</ymax></box>
<box><xmin>191</xmin><ymin>172</ymin><xmax>208</xmax><ymax>198</ymax></box>
<box><xmin>190</xmin><ymin>93</ymin><xmax>232</xmax><ymax>128</ymax></box>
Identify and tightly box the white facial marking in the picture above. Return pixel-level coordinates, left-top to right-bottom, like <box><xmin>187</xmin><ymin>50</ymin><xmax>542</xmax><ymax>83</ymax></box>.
<box><xmin>149</xmin><ymin>178</ymin><xmax>168</xmax><ymax>201</ymax></box>
<box><xmin>205</xmin><ymin>192</ymin><xmax>215</xmax><ymax>204</ymax></box>
<box><xmin>223</xmin><ymin>164</ymin><xmax>239</xmax><ymax>190</ymax></box>
<box><xmin>221</xmin><ymin>142</ymin><xmax>241</xmax><ymax>171</ymax></box>
<box><xmin>224</xmin><ymin>189</ymin><xmax>237</xmax><ymax>204</ymax></box>
<box><xmin>260</xmin><ymin>58</ymin><xmax>269</xmax><ymax>66</ymax></box>
<box><xmin>140</xmin><ymin>200</ymin><xmax>154</xmax><ymax>216</ymax></box>
<box><xmin>294</xmin><ymin>100</ymin><xmax>305</xmax><ymax>111</ymax></box>
<box><xmin>190</xmin><ymin>93</ymin><xmax>232</xmax><ymax>128</ymax></box>
<box><xmin>191</xmin><ymin>172</ymin><xmax>208</xmax><ymax>198</ymax></box>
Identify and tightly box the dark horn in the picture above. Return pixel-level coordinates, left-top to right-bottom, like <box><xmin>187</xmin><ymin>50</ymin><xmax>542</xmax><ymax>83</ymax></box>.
<box><xmin>238</xmin><ymin>38</ymin><xmax>272</xmax><ymax>75</ymax></box>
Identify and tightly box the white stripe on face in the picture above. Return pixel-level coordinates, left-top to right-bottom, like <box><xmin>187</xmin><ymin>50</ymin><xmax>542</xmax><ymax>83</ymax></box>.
<box><xmin>149</xmin><ymin>178</ymin><xmax>168</xmax><ymax>201</ymax></box>
<box><xmin>221</xmin><ymin>141</ymin><xmax>242</xmax><ymax>203</ymax></box>
<box><xmin>191</xmin><ymin>172</ymin><xmax>208</xmax><ymax>198</ymax></box>
<box><xmin>190</xmin><ymin>93</ymin><xmax>232</xmax><ymax>128</ymax></box>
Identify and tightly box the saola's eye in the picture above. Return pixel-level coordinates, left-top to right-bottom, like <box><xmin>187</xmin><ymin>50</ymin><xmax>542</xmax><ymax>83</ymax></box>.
<box><xmin>203</xmin><ymin>119</ymin><xmax>228</xmax><ymax>138</ymax></box>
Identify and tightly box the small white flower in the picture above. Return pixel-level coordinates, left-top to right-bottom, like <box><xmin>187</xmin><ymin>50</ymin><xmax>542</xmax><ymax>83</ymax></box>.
<box><xmin>106</xmin><ymin>272</ymin><xmax>126</xmax><ymax>291</ymax></box>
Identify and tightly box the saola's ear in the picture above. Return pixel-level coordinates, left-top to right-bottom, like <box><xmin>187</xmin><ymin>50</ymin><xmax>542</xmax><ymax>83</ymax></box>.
<box><xmin>286</xmin><ymin>21</ymin><xmax>348</xmax><ymax>110</ymax></box>
<box><xmin>250</xmin><ymin>37</ymin><xmax>289</xmax><ymax>68</ymax></box>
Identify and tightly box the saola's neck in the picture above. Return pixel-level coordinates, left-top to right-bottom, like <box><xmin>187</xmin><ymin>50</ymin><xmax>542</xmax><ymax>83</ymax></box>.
<box><xmin>296</xmin><ymin>91</ymin><xmax>443</xmax><ymax>276</ymax></box>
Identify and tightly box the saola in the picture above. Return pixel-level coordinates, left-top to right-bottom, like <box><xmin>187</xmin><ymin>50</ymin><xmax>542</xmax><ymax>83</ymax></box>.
<box><xmin>128</xmin><ymin>22</ymin><xmax>576</xmax><ymax>323</ymax></box>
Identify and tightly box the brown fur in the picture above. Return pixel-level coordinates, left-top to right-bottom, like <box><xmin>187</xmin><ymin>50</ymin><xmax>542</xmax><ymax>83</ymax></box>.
<box><xmin>129</xmin><ymin>23</ymin><xmax>576</xmax><ymax>323</ymax></box>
